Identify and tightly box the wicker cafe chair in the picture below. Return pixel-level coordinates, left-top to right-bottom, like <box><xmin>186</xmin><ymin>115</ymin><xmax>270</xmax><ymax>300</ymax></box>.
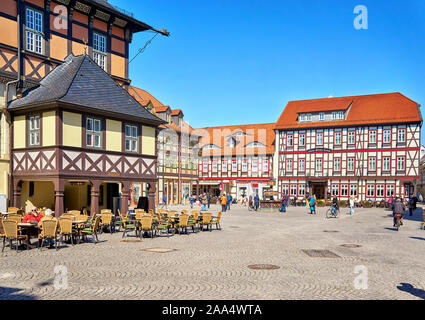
<box><xmin>7</xmin><ymin>207</ymin><xmax>20</xmax><ymax>214</ymax></box>
<box><xmin>155</xmin><ymin>217</ymin><xmax>173</xmax><ymax>238</ymax></box>
<box><xmin>175</xmin><ymin>214</ymin><xmax>190</xmax><ymax>235</ymax></box>
<box><xmin>59</xmin><ymin>218</ymin><xmax>78</xmax><ymax>246</ymax></box>
<box><xmin>80</xmin><ymin>217</ymin><xmax>101</xmax><ymax>244</ymax></box>
<box><xmin>38</xmin><ymin>220</ymin><xmax>59</xmax><ymax>251</ymax></box>
<box><xmin>62</xmin><ymin>213</ymin><xmax>76</xmax><ymax>221</ymax></box>
<box><xmin>200</xmin><ymin>212</ymin><xmax>212</xmax><ymax>232</ymax></box>
<box><xmin>134</xmin><ymin>209</ymin><xmax>145</xmax><ymax>214</ymax></box>
<box><xmin>122</xmin><ymin>217</ymin><xmax>138</xmax><ymax>238</ymax></box>
<box><xmin>114</xmin><ymin>209</ymin><xmax>128</xmax><ymax>231</ymax></box>
<box><xmin>157</xmin><ymin>209</ymin><xmax>166</xmax><ymax>214</ymax></box>
<box><xmin>188</xmin><ymin>212</ymin><xmax>200</xmax><ymax>233</ymax></box>
<box><xmin>7</xmin><ymin>214</ymin><xmax>22</xmax><ymax>224</ymax></box>
<box><xmin>210</xmin><ymin>212</ymin><xmax>223</xmax><ymax>230</ymax></box>
<box><xmin>139</xmin><ymin>216</ymin><xmax>154</xmax><ymax>239</ymax></box>
<box><xmin>181</xmin><ymin>209</ymin><xmax>188</xmax><ymax>214</ymax></box>
<box><xmin>2</xmin><ymin>220</ymin><xmax>29</xmax><ymax>252</ymax></box>
<box><xmin>148</xmin><ymin>209</ymin><xmax>155</xmax><ymax>216</ymax></box>
<box><xmin>101</xmin><ymin>209</ymin><xmax>112</xmax><ymax>214</ymax></box>
<box><xmin>100</xmin><ymin>213</ymin><xmax>114</xmax><ymax>234</ymax></box>
<box><xmin>68</xmin><ymin>210</ymin><xmax>81</xmax><ymax>215</ymax></box>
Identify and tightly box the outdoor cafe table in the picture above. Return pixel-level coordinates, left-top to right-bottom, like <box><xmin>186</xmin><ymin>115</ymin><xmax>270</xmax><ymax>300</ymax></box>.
<box><xmin>18</xmin><ymin>223</ymin><xmax>39</xmax><ymax>248</ymax></box>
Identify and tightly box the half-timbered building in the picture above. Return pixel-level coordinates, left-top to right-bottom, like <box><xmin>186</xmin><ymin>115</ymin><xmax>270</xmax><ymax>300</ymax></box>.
<box><xmin>128</xmin><ymin>86</ymin><xmax>201</xmax><ymax>205</ymax></box>
<box><xmin>0</xmin><ymin>0</ymin><xmax>168</xmax><ymax>206</ymax></box>
<box><xmin>198</xmin><ymin>123</ymin><xmax>276</xmax><ymax>201</ymax></box>
<box><xmin>8</xmin><ymin>54</ymin><xmax>164</xmax><ymax>216</ymax></box>
<box><xmin>274</xmin><ymin>93</ymin><xmax>422</xmax><ymax>201</ymax></box>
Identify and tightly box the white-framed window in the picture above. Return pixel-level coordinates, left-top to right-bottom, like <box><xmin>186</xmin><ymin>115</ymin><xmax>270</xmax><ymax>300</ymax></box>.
<box><xmin>316</xmin><ymin>132</ymin><xmax>323</xmax><ymax>145</ymax></box>
<box><xmin>125</xmin><ymin>124</ymin><xmax>138</xmax><ymax>152</ymax></box>
<box><xmin>333</xmin><ymin>158</ymin><xmax>341</xmax><ymax>171</ymax></box>
<box><xmin>93</xmin><ymin>32</ymin><xmax>107</xmax><ymax>70</ymax></box>
<box><xmin>290</xmin><ymin>184</ymin><xmax>297</xmax><ymax>196</ymax></box>
<box><xmin>252</xmin><ymin>159</ymin><xmax>258</xmax><ymax>172</ymax></box>
<box><xmin>341</xmin><ymin>184</ymin><xmax>348</xmax><ymax>196</ymax></box>
<box><xmin>28</xmin><ymin>115</ymin><xmax>40</xmax><ymax>146</ymax></box>
<box><xmin>26</xmin><ymin>8</ymin><xmax>43</xmax><ymax>54</ymax></box>
<box><xmin>319</xmin><ymin>113</ymin><xmax>324</xmax><ymax>121</ymax></box>
<box><xmin>282</xmin><ymin>184</ymin><xmax>289</xmax><ymax>196</ymax></box>
<box><xmin>242</xmin><ymin>159</ymin><xmax>248</xmax><ymax>172</ymax></box>
<box><xmin>86</xmin><ymin>117</ymin><xmax>102</xmax><ymax>148</ymax></box>
<box><xmin>376</xmin><ymin>185</ymin><xmax>385</xmax><ymax>197</ymax></box>
<box><xmin>298</xmin><ymin>159</ymin><xmax>305</xmax><ymax>172</ymax></box>
<box><xmin>222</xmin><ymin>160</ymin><xmax>228</xmax><ymax>173</ymax></box>
<box><xmin>347</xmin><ymin>158</ymin><xmax>355</xmax><ymax>172</ymax></box>
<box><xmin>332</xmin><ymin>112</ymin><xmax>337</xmax><ymax>120</ymax></box>
<box><xmin>306</xmin><ymin>113</ymin><xmax>312</xmax><ymax>121</ymax></box>
<box><xmin>334</xmin><ymin>132</ymin><xmax>341</xmax><ymax>145</ymax></box>
<box><xmin>386</xmin><ymin>185</ymin><xmax>395</xmax><ymax>197</ymax></box>
<box><xmin>316</xmin><ymin>158</ymin><xmax>323</xmax><ymax>171</ymax></box>
<box><xmin>397</xmin><ymin>157</ymin><xmax>405</xmax><ymax>171</ymax></box>
<box><xmin>299</xmin><ymin>134</ymin><xmax>305</xmax><ymax>146</ymax></box>
<box><xmin>262</xmin><ymin>159</ymin><xmax>269</xmax><ymax>172</ymax></box>
<box><xmin>338</xmin><ymin>111</ymin><xmax>344</xmax><ymax>120</ymax></box>
<box><xmin>298</xmin><ymin>184</ymin><xmax>305</xmax><ymax>196</ymax></box>
<box><xmin>350</xmin><ymin>184</ymin><xmax>358</xmax><ymax>196</ymax></box>
<box><xmin>382</xmin><ymin>157</ymin><xmax>390</xmax><ymax>171</ymax></box>
<box><xmin>299</xmin><ymin>114</ymin><xmax>305</xmax><ymax>122</ymax></box>
<box><xmin>397</xmin><ymin>129</ymin><xmax>406</xmax><ymax>143</ymax></box>
<box><xmin>332</xmin><ymin>184</ymin><xmax>339</xmax><ymax>196</ymax></box>
<box><xmin>212</xmin><ymin>161</ymin><xmax>218</xmax><ymax>173</ymax></box>
<box><xmin>368</xmin><ymin>157</ymin><xmax>376</xmax><ymax>171</ymax></box>
<box><xmin>369</xmin><ymin>130</ymin><xmax>377</xmax><ymax>144</ymax></box>
<box><xmin>287</xmin><ymin>135</ymin><xmax>293</xmax><ymax>147</ymax></box>
<box><xmin>232</xmin><ymin>160</ymin><xmax>238</xmax><ymax>172</ymax></box>
<box><xmin>202</xmin><ymin>161</ymin><xmax>209</xmax><ymax>173</ymax></box>
<box><xmin>286</xmin><ymin>159</ymin><xmax>293</xmax><ymax>172</ymax></box>
<box><xmin>367</xmin><ymin>184</ymin><xmax>375</xmax><ymax>197</ymax></box>
<box><xmin>383</xmin><ymin>130</ymin><xmax>391</xmax><ymax>144</ymax></box>
<box><xmin>348</xmin><ymin>131</ymin><xmax>355</xmax><ymax>145</ymax></box>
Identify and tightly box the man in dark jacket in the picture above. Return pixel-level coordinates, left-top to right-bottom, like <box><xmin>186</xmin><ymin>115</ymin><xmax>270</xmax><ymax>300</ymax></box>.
<box><xmin>392</xmin><ymin>198</ymin><xmax>405</xmax><ymax>227</ymax></box>
<box><xmin>408</xmin><ymin>196</ymin><xmax>417</xmax><ymax>216</ymax></box>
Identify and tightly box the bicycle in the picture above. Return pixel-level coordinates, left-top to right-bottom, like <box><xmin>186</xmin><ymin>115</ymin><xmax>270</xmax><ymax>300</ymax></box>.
<box><xmin>326</xmin><ymin>206</ymin><xmax>340</xmax><ymax>218</ymax></box>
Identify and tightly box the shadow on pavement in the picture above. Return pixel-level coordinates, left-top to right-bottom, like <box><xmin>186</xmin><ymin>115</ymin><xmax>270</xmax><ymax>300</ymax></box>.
<box><xmin>402</xmin><ymin>207</ymin><xmax>423</xmax><ymax>222</ymax></box>
<box><xmin>397</xmin><ymin>283</ymin><xmax>425</xmax><ymax>300</ymax></box>
<box><xmin>410</xmin><ymin>237</ymin><xmax>425</xmax><ymax>241</ymax></box>
<box><xmin>0</xmin><ymin>286</ymin><xmax>35</xmax><ymax>300</ymax></box>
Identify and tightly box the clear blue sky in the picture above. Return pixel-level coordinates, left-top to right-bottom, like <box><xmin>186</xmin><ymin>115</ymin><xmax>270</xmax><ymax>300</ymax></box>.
<box><xmin>114</xmin><ymin>0</ymin><xmax>425</xmax><ymax>139</ymax></box>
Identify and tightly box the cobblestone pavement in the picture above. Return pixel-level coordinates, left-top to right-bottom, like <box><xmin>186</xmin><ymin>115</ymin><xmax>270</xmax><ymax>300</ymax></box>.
<box><xmin>1</xmin><ymin>204</ymin><xmax>425</xmax><ymax>300</ymax></box>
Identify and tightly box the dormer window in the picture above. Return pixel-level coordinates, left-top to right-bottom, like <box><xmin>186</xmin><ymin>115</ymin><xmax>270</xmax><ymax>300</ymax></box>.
<box><xmin>306</xmin><ymin>113</ymin><xmax>312</xmax><ymax>121</ymax></box>
<box><xmin>319</xmin><ymin>113</ymin><xmax>324</xmax><ymax>121</ymax></box>
<box><xmin>245</xmin><ymin>142</ymin><xmax>267</xmax><ymax>148</ymax></box>
<box><xmin>299</xmin><ymin>114</ymin><xmax>305</xmax><ymax>122</ymax></box>
<box><xmin>228</xmin><ymin>138</ymin><xmax>236</xmax><ymax>148</ymax></box>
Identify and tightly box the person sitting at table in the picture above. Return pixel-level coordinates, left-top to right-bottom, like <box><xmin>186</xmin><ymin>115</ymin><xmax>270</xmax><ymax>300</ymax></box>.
<box><xmin>22</xmin><ymin>207</ymin><xmax>42</xmax><ymax>223</ymax></box>
<box><xmin>38</xmin><ymin>209</ymin><xmax>58</xmax><ymax>248</ymax></box>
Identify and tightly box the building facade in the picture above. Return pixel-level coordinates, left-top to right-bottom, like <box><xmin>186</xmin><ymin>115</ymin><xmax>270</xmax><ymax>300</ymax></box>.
<box><xmin>0</xmin><ymin>0</ymin><xmax>167</xmax><ymax>207</ymax></box>
<box><xmin>274</xmin><ymin>93</ymin><xmax>422</xmax><ymax>201</ymax></box>
<box><xmin>197</xmin><ymin>123</ymin><xmax>276</xmax><ymax>201</ymax></box>
<box><xmin>128</xmin><ymin>86</ymin><xmax>200</xmax><ymax>205</ymax></box>
<box><xmin>9</xmin><ymin>54</ymin><xmax>164</xmax><ymax>216</ymax></box>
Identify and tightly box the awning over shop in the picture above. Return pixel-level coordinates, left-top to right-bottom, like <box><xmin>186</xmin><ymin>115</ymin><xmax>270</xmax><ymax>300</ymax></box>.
<box><xmin>198</xmin><ymin>181</ymin><xmax>221</xmax><ymax>186</ymax></box>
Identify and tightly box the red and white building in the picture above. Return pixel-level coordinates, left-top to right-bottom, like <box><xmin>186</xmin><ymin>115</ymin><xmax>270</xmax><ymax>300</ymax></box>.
<box><xmin>198</xmin><ymin>124</ymin><xmax>276</xmax><ymax>200</ymax></box>
<box><xmin>274</xmin><ymin>93</ymin><xmax>422</xmax><ymax>201</ymax></box>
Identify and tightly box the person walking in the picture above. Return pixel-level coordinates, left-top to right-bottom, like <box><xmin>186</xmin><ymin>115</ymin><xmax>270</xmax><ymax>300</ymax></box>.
<box><xmin>281</xmin><ymin>193</ymin><xmax>287</xmax><ymax>212</ymax></box>
<box><xmin>408</xmin><ymin>196</ymin><xmax>417</xmax><ymax>216</ymax></box>
<box><xmin>254</xmin><ymin>194</ymin><xmax>260</xmax><ymax>211</ymax></box>
<box><xmin>220</xmin><ymin>193</ymin><xmax>227</xmax><ymax>212</ymax></box>
<box><xmin>392</xmin><ymin>197</ymin><xmax>405</xmax><ymax>227</ymax></box>
<box><xmin>201</xmin><ymin>194</ymin><xmax>208</xmax><ymax>211</ymax></box>
<box><xmin>349</xmin><ymin>196</ymin><xmax>355</xmax><ymax>215</ymax></box>
<box><xmin>227</xmin><ymin>194</ymin><xmax>232</xmax><ymax>211</ymax></box>
<box><xmin>189</xmin><ymin>195</ymin><xmax>195</xmax><ymax>209</ymax></box>
<box><xmin>207</xmin><ymin>193</ymin><xmax>211</xmax><ymax>209</ymax></box>
<box><xmin>162</xmin><ymin>194</ymin><xmax>167</xmax><ymax>210</ymax></box>
<box><xmin>309</xmin><ymin>194</ymin><xmax>317</xmax><ymax>214</ymax></box>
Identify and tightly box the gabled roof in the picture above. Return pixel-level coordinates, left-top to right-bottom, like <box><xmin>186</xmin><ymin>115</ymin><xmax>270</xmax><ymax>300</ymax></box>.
<box><xmin>8</xmin><ymin>54</ymin><xmax>164</xmax><ymax>125</ymax></box>
<box><xmin>275</xmin><ymin>92</ymin><xmax>421</xmax><ymax>130</ymax></box>
<box><xmin>128</xmin><ymin>86</ymin><xmax>166</xmax><ymax>109</ymax></box>
<box><xmin>171</xmin><ymin>109</ymin><xmax>184</xmax><ymax>117</ymax></box>
<box><xmin>197</xmin><ymin>123</ymin><xmax>276</xmax><ymax>156</ymax></box>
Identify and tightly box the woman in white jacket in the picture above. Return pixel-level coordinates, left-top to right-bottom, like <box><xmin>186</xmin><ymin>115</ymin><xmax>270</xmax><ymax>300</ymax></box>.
<box><xmin>349</xmin><ymin>197</ymin><xmax>355</xmax><ymax>215</ymax></box>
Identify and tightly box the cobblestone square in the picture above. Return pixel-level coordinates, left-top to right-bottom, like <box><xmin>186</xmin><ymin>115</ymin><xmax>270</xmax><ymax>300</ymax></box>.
<box><xmin>1</xmin><ymin>205</ymin><xmax>425</xmax><ymax>300</ymax></box>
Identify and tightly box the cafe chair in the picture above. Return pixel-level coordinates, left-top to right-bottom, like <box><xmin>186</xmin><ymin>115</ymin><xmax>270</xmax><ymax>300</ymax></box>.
<box><xmin>59</xmin><ymin>218</ymin><xmax>78</xmax><ymax>246</ymax></box>
<box><xmin>199</xmin><ymin>213</ymin><xmax>212</xmax><ymax>232</ymax></box>
<box><xmin>188</xmin><ymin>211</ymin><xmax>200</xmax><ymax>233</ymax></box>
<box><xmin>2</xmin><ymin>220</ymin><xmax>29</xmax><ymax>253</ymax></box>
<box><xmin>38</xmin><ymin>220</ymin><xmax>59</xmax><ymax>251</ymax></box>
<box><xmin>139</xmin><ymin>216</ymin><xmax>154</xmax><ymax>239</ymax></box>
<box><xmin>155</xmin><ymin>218</ymin><xmax>173</xmax><ymax>238</ymax></box>
<box><xmin>101</xmin><ymin>209</ymin><xmax>112</xmax><ymax>214</ymax></box>
<box><xmin>100</xmin><ymin>213</ymin><xmax>114</xmax><ymax>234</ymax></box>
<box><xmin>7</xmin><ymin>207</ymin><xmax>20</xmax><ymax>214</ymax></box>
<box><xmin>122</xmin><ymin>217</ymin><xmax>138</xmax><ymax>238</ymax></box>
<box><xmin>175</xmin><ymin>214</ymin><xmax>190</xmax><ymax>235</ymax></box>
<box><xmin>80</xmin><ymin>217</ymin><xmax>101</xmax><ymax>244</ymax></box>
<box><xmin>210</xmin><ymin>212</ymin><xmax>223</xmax><ymax>230</ymax></box>
<box><xmin>68</xmin><ymin>210</ymin><xmax>81</xmax><ymax>215</ymax></box>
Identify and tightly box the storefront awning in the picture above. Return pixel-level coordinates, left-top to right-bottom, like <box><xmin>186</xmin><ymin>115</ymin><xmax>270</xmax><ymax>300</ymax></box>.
<box><xmin>198</xmin><ymin>181</ymin><xmax>221</xmax><ymax>186</ymax></box>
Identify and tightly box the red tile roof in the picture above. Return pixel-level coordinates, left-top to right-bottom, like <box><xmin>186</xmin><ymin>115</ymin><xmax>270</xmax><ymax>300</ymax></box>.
<box><xmin>275</xmin><ymin>92</ymin><xmax>421</xmax><ymax>130</ymax></box>
<box><xmin>197</xmin><ymin>123</ymin><xmax>276</xmax><ymax>156</ymax></box>
<box><xmin>171</xmin><ymin>109</ymin><xmax>184</xmax><ymax>116</ymax></box>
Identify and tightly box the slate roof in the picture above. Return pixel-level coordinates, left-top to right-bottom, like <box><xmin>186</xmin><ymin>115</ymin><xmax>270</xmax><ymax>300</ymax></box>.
<box><xmin>8</xmin><ymin>54</ymin><xmax>164</xmax><ymax>125</ymax></box>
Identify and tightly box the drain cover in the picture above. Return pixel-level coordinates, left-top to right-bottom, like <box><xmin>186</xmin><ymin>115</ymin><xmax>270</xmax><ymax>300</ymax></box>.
<box><xmin>302</xmin><ymin>250</ymin><xmax>341</xmax><ymax>258</ymax></box>
<box><xmin>340</xmin><ymin>244</ymin><xmax>362</xmax><ymax>248</ymax></box>
<box><xmin>120</xmin><ymin>240</ymin><xmax>142</xmax><ymax>243</ymax></box>
<box><xmin>248</xmin><ymin>264</ymin><xmax>280</xmax><ymax>270</ymax></box>
<box><xmin>142</xmin><ymin>248</ymin><xmax>177</xmax><ymax>253</ymax></box>
<box><xmin>323</xmin><ymin>230</ymin><xmax>339</xmax><ymax>233</ymax></box>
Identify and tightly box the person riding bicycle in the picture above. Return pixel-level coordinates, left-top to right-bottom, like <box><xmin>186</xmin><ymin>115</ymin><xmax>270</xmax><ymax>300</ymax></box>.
<box><xmin>331</xmin><ymin>196</ymin><xmax>339</xmax><ymax>214</ymax></box>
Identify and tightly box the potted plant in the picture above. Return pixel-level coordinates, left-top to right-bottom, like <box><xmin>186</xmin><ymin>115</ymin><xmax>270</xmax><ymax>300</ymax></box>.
<box><xmin>317</xmin><ymin>200</ymin><xmax>325</xmax><ymax>207</ymax></box>
<box><xmin>363</xmin><ymin>201</ymin><xmax>372</xmax><ymax>208</ymax></box>
<box><xmin>339</xmin><ymin>200</ymin><xmax>348</xmax><ymax>207</ymax></box>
